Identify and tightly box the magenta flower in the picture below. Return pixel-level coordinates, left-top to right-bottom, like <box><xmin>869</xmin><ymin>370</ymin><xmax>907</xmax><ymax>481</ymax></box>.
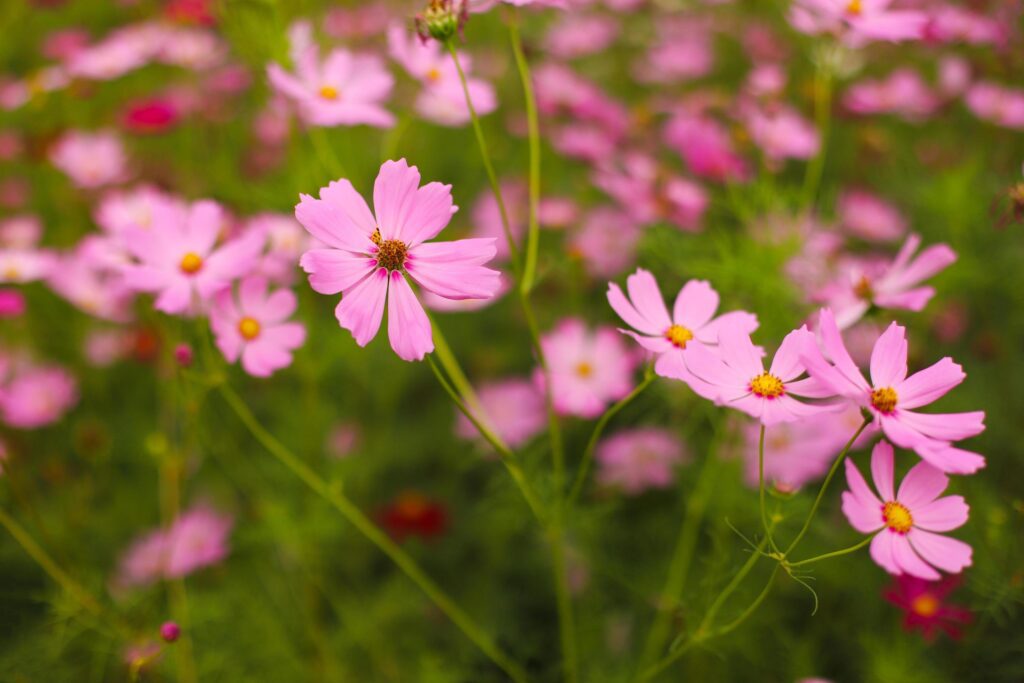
<box><xmin>267</xmin><ymin>46</ymin><xmax>394</xmax><ymax>128</ymax></box>
<box><xmin>596</xmin><ymin>427</ymin><xmax>689</xmax><ymax>495</ymax></box>
<box><xmin>121</xmin><ymin>199</ymin><xmax>262</xmax><ymax>315</ymax></box>
<box><xmin>0</xmin><ymin>362</ymin><xmax>78</xmax><ymax>429</ymax></box>
<box><xmin>455</xmin><ymin>378</ymin><xmax>546</xmax><ymax>449</ymax></box>
<box><xmin>843</xmin><ymin>440</ymin><xmax>971</xmax><ymax>580</ymax></box>
<box><xmin>884</xmin><ymin>575</ymin><xmax>972</xmax><ymax>641</ymax></box>
<box><xmin>664</xmin><ymin>114</ymin><xmax>748</xmax><ymax>183</ymax></box>
<box><xmin>683</xmin><ymin>323</ymin><xmax>838</xmax><ymax>425</ymax></box>
<box><xmin>297</xmin><ymin>159</ymin><xmax>500</xmax><ymax>361</ymax></box>
<box><xmin>593</xmin><ymin>153</ymin><xmax>708</xmax><ymax>232</ymax></box>
<box><xmin>210</xmin><ymin>276</ymin><xmax>306</xmax><ymax>377</ymax></box>
<box><xmin>801</xmin><ymin>309</ymin><xmax>985</xmax><ymax>473</ymax></box>
<box><xmin>607</xmin><ymin>268</ymin><xmax>758</xmax><ymax>386</ymax></box>
<box><xmin>537</xmin><ymin>318</ymin><xmax>638</xmax><ymax>418</ymax></box>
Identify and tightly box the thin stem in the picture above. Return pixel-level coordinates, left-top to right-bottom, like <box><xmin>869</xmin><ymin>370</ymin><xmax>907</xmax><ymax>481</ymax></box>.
<box><xmin>428</xmin><ymin>315</ymin><xmax>483</xmax><ymax>414</ymax></box>
<box><xmin>801</xmin><ymin>64</ymin><xmax>832</xmax><ymax>209</ymax></box>
<box><xmin>784</xmin><ymin>417</ymin><xmax>870</xmax><ymax>555</ymax></box>
<box><xmin>697</xmin><ymin>536</ymin><xmax>769</xmax><ymax>634</ymax></box>
<box><xmin>549</xmin><ymin>524</ymin><xmax>578</xmax><ymax>683</ymax></box>
<box><xmin>426</xmin><ymin>354</ymin><xmax>546</xmax><ymax>523</ymax></box>
<box><xmin>508</xmin><ymin>16</ymin><xmax>541</xmax><ymax>293</ymax></box>
<box><xmin>159</xmin><ymin>458</ymin><xmax>197</xmax><ymax>683</ymax></box>
<box><xmin>446</xmin><ymin>41</ymin><xmax>521</xmax><ymax>275</ymax></box>
<box><xmin>708</xmin><ymin>564</ymin><xmax>780</xmax><ymax>638</ymax></box>
<box><xmin>786</xmin><ymin>534</ymin><xmax>874</xmax><ymax>568</ymax></box>
<box><xmin>567</xmin><ymin>373</ymin><xmax>654</xmax><ymax>507</ymax></box>
<box><xmin>217</xmin><ymin>383</ymin><xmax>529</xmax><ymax>683</ymax></box>
<box><xmin>636</xmin><ymin>450</ymin><xmax>719</xmax><ymax>671</ymax></box>
<box><xmin>758</xmin><ymin>426</ymin><xmax>779</xmax><ymax>554</ymax></box>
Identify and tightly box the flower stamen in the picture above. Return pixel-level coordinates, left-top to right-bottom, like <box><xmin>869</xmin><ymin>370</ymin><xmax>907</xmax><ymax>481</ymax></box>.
<box><xmin>883</xmin><ymin>501</ymin><xmax>913</xmax><ymax>534</ymax></box>
<box><xmin>375</xmin><ymin>238</ymin><xmax>408</xmax><ymax>272</ymax></box>
<box><xmin>179</xmin><ymin>252</ymin><xmax>203</xmax><ymax>274</ymax></box>
<box><xmin>665</xmin><ymin>324</ymin><xmax>694</xmax><ymax>349</ymax></box>
<box><xmin>750</xmin><ymin>372</ymin><xmax>785</xmax><ymax>399</ymax></box>
<box><xmin>871</xmin><ymin>386</ymin><xmax>898</xmax><ymax>414</ymax></box>
<box><xmin>318</xmin><ymin>85</ymin><xmax>340</xmax><ymax>101</ymax></box>
<box><xmin>238</xmin><ymin>317</ymin><xmax>261</xmax><ymax>341</ymax></box>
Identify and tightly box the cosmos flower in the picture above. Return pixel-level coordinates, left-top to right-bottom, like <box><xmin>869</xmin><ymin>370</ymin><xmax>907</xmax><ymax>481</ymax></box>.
<box><xmin>843</xmin><ymin>440</ymin><xmax>972</xmax><ymax>580</ymax></box>
<box><xmin>378</xmin><ymin>491</ymin><xmax>447</xmax><ymax>542</ymax></box>
<box><xmin>297</xmin><ymin>159</ymin><xmax>500</xmax><ymax>361</ymax></box>
<box><xmin>0</xmin><ymin>289</ymin><xmax>25</xmax><ymax>318</ymax></box>
<box><xmin>210</xmin><ymin>276</ymin><xmax>306</xmax><ymax>377</ymax></box>
<box><xmin>596</xmin><ymin>428</ymin><xmax>689</xmax><ymax>494</ymax></box>
<box><xmin>837</xmin><ymin>190</ymin><xmax>907</xmax><ymax>242</ymax></box>
<box><xmin>883</xmin><ymin>575</ymin><xmax>972</xmax><ymax>641</ymax></box>
<box><xmin>0</xmin><ymin>361</ymin><xmax>77</xmax><ymax>429</ymax></box>
<box><xmin>592</xmin><ymin>153</ymin><xmax>708</xmax><ymax>231</ymax></box>
<box><xmin>664</xmin><ymin>114</ymin><xmax>748</xmax><ymax>183</ymax></box>
<box><xmin>0</xmin><ymin>247</ymin><xmax>56</xmax><ymax>284</ymax></box>
<box><xmin>965</xmin><ymin>82</ymin><xmax>1024</xmax><ymax>130</ymax></box>
<box><xmin>49</xmin><ymin>130</ymin><xmax>129</xmax><ymax>189</ymax></box>
<box><xmin>607</xmin><ymin>268</ymin><xmax>758</xmax><ymax>385</ymax></box>
<box><xmin>454</xmin><ymin>378</ymin><xmax>546</xmax><ymax>449</ymax></box>
<box><xmin>568</xmin><ymin>207</ymin><xmax>641</xmax><ymax>277</ymax></box>
<box><xmin>536</xmin><ymin>318</ymin><xmax>638</xmax><ymax>418</ymax></box>
<box><xmin>843</xmin><ymin>69</ymin><xmax>939</xmax><ymax>122</ymax></box>
<box><xmin>789</xmin><ymin>0</ymin><xmax>927</xmax><ymax>46</ymax></box>
<box><xmin>47</xmin><ymin>236</ymin><xmax>134</xmax><ymax>322</ymax></box>
<box><xmin>801</xmin><ymin>309</ymin><xmax>985</xmax><ymax>473</ymax></box>
<box><xmin>743</xmin><ymin>104</ymin><xmax>820</xmax><ymax>162</ymax></box>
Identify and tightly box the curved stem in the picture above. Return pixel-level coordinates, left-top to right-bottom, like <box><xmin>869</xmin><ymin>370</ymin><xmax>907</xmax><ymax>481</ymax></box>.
<box><xmin>446</xmin><ymin>41</ymin><xmax>520</xmax><ymax>275</ymax></box>
<box><xmin>508</xmin><ymin>16</ymin><xmax>541</xmax><ymax>293</ymax></box>
<box><xmin>786</xmin><ymin>534</ymin><xmax>874</xmax><ymax>568</ymax></box>
<box><xmin>696</xmin><ymin>536</ymin><xmax>769</xmax><ymax>635</ymax></box>
<box><xmin>218</xmin><ymin>383</ymin><xmax>529</xmax><ymax>683</ymax></box>
<box><xmin>784</xmin><ymin>417</ymin><xmax>870</xmax><ymax>555</ymax></box>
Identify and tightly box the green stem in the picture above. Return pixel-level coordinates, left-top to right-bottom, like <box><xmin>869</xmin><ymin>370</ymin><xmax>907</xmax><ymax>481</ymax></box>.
<box><xmin>786</xmin><ymin>534</ymin><xmax>874</xmax><ymax>568</ymax></box>
<box><xmin>218</xmin><ymin>383</ymin><xmax>529</xmax><ymax>683</ymax></box>
<box><xmin>696</xmin><ymin>537</ymin><xmax>768</xmax><ymax>635</ymax></box>
<box><xmin>567</xmin><ymin>372</ymin><xmax>654</xmax><ymax>507</ymax></box>
<box><xmin>159</xmin><ymin>457</ymin><xmax>197</xmax><ymax>683</ymax></box>
<box><xmin>758</xmin><ymin>426</ymin><xmax>779</xmax><ymax>554</ymax></box>
<box><xmin>784</xmin><ymin>418</ymin><xmax>870</xmax><ymax>555</ymax></box>
<box><xmin>446</xmin><ymin>41</ymin><xmax>521</xmax><ymax>275</ymax></box>
<box><xmin>708</xmin><ymin>565</ymin><xmax>780</xmax><ymax>638</ymax></box>
<box><xmin>801</xmin><ymin>64</ymin><xmax>832</xmax><ymax>209</ymax></box>
<box><xmin>549</xmin><ymin>522</ymin><xmax>578</xmax><ymax>683</ymax></box>
<box><xmin>508</xmin><ymin>16</ymin><xmax>541</xmax><ymax>293</ymax></box>
<box><xmin>428</xmin><ymin>315</ymin><xmax>483</xmax><ymax>415</ymax></box>
<box><xmin>636</xmin><ymin>450</ymin><xmax>719</xmax><ymax>671</ymax></box>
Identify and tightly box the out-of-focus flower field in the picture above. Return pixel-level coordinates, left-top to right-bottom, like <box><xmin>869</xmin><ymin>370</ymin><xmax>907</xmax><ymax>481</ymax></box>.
<box><xmin>1</xmin><ymin>0</ymin><xmax>1022</xmax><ymax>681</ymax></box>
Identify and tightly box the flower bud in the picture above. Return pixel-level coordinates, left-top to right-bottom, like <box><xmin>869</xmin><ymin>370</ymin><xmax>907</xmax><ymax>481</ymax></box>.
<box><xmin>160</xmin><ymin>621</ymin><xmax>180</xmax><ymax>643</ymax></box>
<box><xmin>415</xmin><ymin>0</ymin><xmax>466</xmax><ymax>43</ymax></box>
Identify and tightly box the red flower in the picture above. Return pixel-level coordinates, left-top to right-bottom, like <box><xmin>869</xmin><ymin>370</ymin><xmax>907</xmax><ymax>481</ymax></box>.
<box><xmin>378</xmin><ymin>491</ymin><xmax>447</xmax><ymax>542</ymax></box>
<box><xmin>884</xmin><ymin>575</ymin><xmax>972</xmax><ymax>641</ymax></box>
<box><xmin>123</xmin><ymin>99</ymin><xmax>180</xmax><ymax>135</ymax></box>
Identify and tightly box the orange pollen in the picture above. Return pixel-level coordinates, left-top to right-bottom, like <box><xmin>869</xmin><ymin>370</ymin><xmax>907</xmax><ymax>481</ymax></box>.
<box><xmin>846</xmin><ymin>0</ymin><xmax>863</xmax><ymax>15</ymax></box>
<box><xmin>375</xmin><ymin>238</ymin><xmax>408</xmax><ymax>271</ymax></box>
<box><xmin>911</xmin><ymin>593</ymin><xmax>940</xmax><ymax>618</ymax></box>
<box><xmin>750</xmin><ymin>372</ymin><xmax>785</xmax><ymax>399</ymax></box>
<box><xmin>854</xmin><ymin>275</ymin><xmax>874</xmax><ymax>301</ymax></box>
<box><xmin>238</xmin><ymin>317</ymin><xmax>261</xmax><ymax>341</ymax></box>
<box><xmin>871</xmin><ymin>386</ymin><xmax>898</xmax><ymax>414</ymax></box>
<box><xmin>575</xmin><ymin>362</ymin><xmax>594</xmax><ymax>378</ymax></box>
<box><xmin>426</xmin><ymin>67</ymin><xmax>442</xmax><ymax>83</ymax></box>
<box><xmin>318</xmin><ymin>85</ymin><xmax>340</xmax><ymax>100</ymax></box>
<box><xmin>3</xmin><ymin>265</ymin><xmax>20</xmax><ymax>280</ymax></box>
<box><xmin>179</xmin><ymin>252</ymin><xmax>203</xmax><ymax>274</ymax></box>
<box><xmin>664</xmin><ymin>324</ymin><xmax>694</xmax><ymax>349</ymax></box>
<box><xmin>883</xmin><ymin>501</ymin><xmax>913</xmax><ymax>534</ymax></box>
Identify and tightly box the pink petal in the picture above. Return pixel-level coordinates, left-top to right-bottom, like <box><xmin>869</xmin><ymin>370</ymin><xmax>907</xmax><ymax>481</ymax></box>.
<box><xmin>870</xmin><ymin>531</ymin><xmax>900</xmax><ymax>575</ymax></box>
<box><xmin>912</xmin><ymin>496</ymin><xmax>968</xmax><ymax>533</ymax></box>
<box><xmin>319</xmin><ymin>179</ymin><xmax>378</xmax><ymax>238</ymax></box>
<box><xmin>844</xmin><ymin>457</ymin><xmax>883</xmax><ymax>522</ymax></box>
<box><xmin>916</xmin><ymin>443</ymin><xmax>985</xmax><ymax>475</ymax></box>
<box><xmin>621</xmin><ymin>329</ymin><xmax>673</xmax><ymax>354</ymax></box>
<box><xmin>259</xmin><ymin>289</ymin><xmax>298</xmax><ymax>324</ymax></box>
<box><xmin>625</xmin><ymin>269</ymin><xmax>672</xmax><ymax>331</ymax></box>
<box><xmin>241</xmin><ymin>342</ymin><xmax>290</xmax><ymax>377</ymax></box>
<box><xmin>672</xmin><ymin>279</ymin><xmax>718</xmax><ymax>330</ymax></box>
<box><xmin>898</xmin><ymin>410</ymin><xmax>985</xmax><ymax>442</ymax></box>
<box><xmin>694</xmin><ymin>310</ymin><xmax>759</xmax><ymax>343</ymax></box>
<box><xmin>891</xmin><ymin>534</ymin><xmax>941</xmax><ymax>580</ymax></box>
<box><xmin>335</xmin><ymin>267</ymin><xmax>388</xmax><ymax>347</ymax></box>
<box><xmin>154</xmin><ymin>279</ymin><xmax>192</xmax><ymax>314</ymax></box>
<box><xmin>870</xmin><ymin>440</ymin><xmax>896</xmax><ymax>501</ymax></box>
<box><xmin>907</xmin><ymin>529</ymin><xmax>972</xmax><ymax>574</ymax></box>
<box><xmin>895</xmin><ymin>357</ymin><xmax>965</xmax><ymax>410</ymax></box>
<box><xmin>386</xmin><ymin>272</ymin><xmax>433</xmax><ymax>361</ymax></box>
<box><xmin>238</xmin><ymin>275</ymin><xmax>268</xmax><ymax>313</ymax></box>
<box><xmin>608</xmin><ymin>282</ymin><xmax>662</xmax><ymax>336</ymax></box>
<box><xmin>401</xmin><ymin>181</ymin><xmax>455</xmax><ymax>247</ymax></box>
<box><xmin>842</xmin><ymin>485</ymin><xmax>884</xmax><ymax>534</ymax></box>
<box><xmin>300</xmin><ymin>249</ymin><xmax>377</xmax><ymax>295</ymax></box>
<box><xmin>406</xmin><ymin>239</ymin><xmax>500</xmax><ymax>300</ymax></box>
<box><xmin>716</xmin><ymin>321</ymin><xmax>764</xmax><ymax>378</ymax></box>
<box><xmin>185</xmin><ymin>200</ymin><xmax>224</xmax><ymax>256</ymax></box>
<box><xmin>874</xmin><ymin>286</ymin><xmax>935</xmax><ymax>312</ymax></box>
<box><xmin>373</xmin><ymin>159</ymin><xmax>421</xmax><ymax>241</ymax></box>
<box><xmin>295</xmin><ymin>193</ymin><xmax>374</xmax><ymax>253</ymax></box>
<box><xmin>682</xmin><ymin>341</ymin><xmax>747</xmax><ymax>396</ymax></box>
<box><xmin>896</xmin><ymin>460</ymin><xmax>948</xmax><ymax>509</ymax></box>
<box><xmin>869</xmin><ymin>321</ymin><xmax>908</xmax><ymax>388</ymax></box>
<box><xmin>267</xmin><ymin>63</ymin><xmax>312</xmax><ymax>101</ymax></box>
<box><xmin>883</xmin><ymin>243</ymin><xmax>956</xmax><ymax>293</ymax></box>
<box><xmin>769</xmin><ymin>326</ymin><xmax>811</xmax><ymax>381</ymax></box>
<box><xmin>802</xmin><ymin>308</ymin><xmax>870</xmax><ymax>396</ymax></box>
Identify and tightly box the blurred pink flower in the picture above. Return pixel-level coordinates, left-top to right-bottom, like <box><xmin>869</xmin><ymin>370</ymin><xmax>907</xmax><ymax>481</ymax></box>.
<box><xmin>248</xmin><ymin>213</ymin><xmax>311</xmax><ymax>285</ymax></box>
<box><xmin>68</xmin><ymin>24</ymin><xmax>159</xmax><ymax>80</ymax></box>
<box><xmin>537</xmin><ymin>318</ymin><xmax>638</xmax><ymax>418</ymax></box>
<box><xmin>50</xmin><ymin>130</ymin><xmax>129</xmax><ymax>189</ymax></box>
<box><xmin>843</xmin><ymin>440</ymin><xmax>971</xmax><ymax>580</ymax></box>
<box><xmin>801</xmin><ymin>309</ymin><xmax>985</xmax><ymax>473</ymax></box>
<box><xmin>0</xmin><ymin>362</ymin><xmax>77</xmax><ymax>429</ymax></box>
<box><xmin>0</xmin><ymin>289</ymin><xmax>26</xmax><ymax>317</ymax></box>
<box><xmin>47</xmin><ymin>236</ymin><xmax>134</xmax><ymax>322</ymax></box>
<box><xmin>837</xmin><ymin>189</ymin><xmax>906</xmax><ymax>242</ymax></box>
<box><xmin>789</xmin><ymin>0</ymin><xmax>926</xmax><ymax>45</ymax></box>
<box><xmin>843</xmin><ymin>69</ymin><xmax>939</xmax><ymax>122</ymax></box>
<box><xmin>95</xmin><ymin>185</ymin><xmax>184</xmax><ymax>238</ymax></box>
<box><xmin>538</xmin><ymin>197</ymin><xmax>578</xmax><ymax>229</ymax></box>
<box><xmin>41</xmin><ymin>28</ymin><xmax>90</xmax><ymax>62</ymax></box>
<box><xmin>545</xmin><ymin>14</ymin><xmax>619</xmax><ymax>60</ymax></box>
<box><xmin>664</xmin><ymin>114</ymin><xmax>747</xmax><ymax>183</ymax></box>
<box><xmin>965</xmin><ymin>82</ymin><xmax>1024</xmax><ymax>130</ymax></box>
<box><xmin>884</xmin><ymin>574</ymin><xmax>972</xmax><ymax>641</ymax></box>
<box><xmin>634</xmin><ymin>20</ymin><xmax>714</xmax><ymax>84</ymax></box>
<box><xmin>116</xmin><ymin>505</ymin><xmax>233</xmax><ymax>587</ymax></box>
<box><xmin>0</xmin><ymin>215</ymin><xmax>43</xmax><ymax>248</ymax></box>
<box><xmin>210</xmin><ymin>276</ymin><xmax>306</xmax><ymax>377</ymax></box>
<box><xmin>925</xmin><ymin>5</ymin><xmax>1008</xmax><ymax>46</ymax></box>
<box><xmin>268</xmin><ymin>46</ymin><xmax>394</xmax><ymax>128</ymax></box>
<box><xmin>455</xmin><ymin>378</ymin><xmax>546</xmax><ymax>449</ymax></box>
<box><xmin>471</xmin><ymin>180</ymin><xmax>525</xmax><ymax>261</ymax></box>
<box><xmin>297</xmin><ymin>159</ymin><xmax>500</xmax><ymax>361</ymax></box>
<box><xmin>568</xmin><ymin>207</ymin><xmax>641</xmax><ymax>277</ymax></box>
<box><xmin>743</xmin><ymin>104</ymin><xmax>820</xmax><ymax>162</ymax></box>
<box><xmin>593</xmin><ymin>153</ymin><xmax>708</xmax><ymax>231</ymax></box>
<box><xmin>0</xmin><ymin>247</ymin><xmax>56</xmax><ymax>284</ymax></box>
<box><xmin>596</xmin><ymin>428</ymin><xmax>689</xmax><ymax>494</ymax></box>
<box><xmin>326</xmin><ymin>422</ymin><xmax>361</xmax><ymax>459</ymax></box>
<box><xmin>122</xmin><ymin>97</ymin><xmax>180</xmax><ymax>134</ymax></box>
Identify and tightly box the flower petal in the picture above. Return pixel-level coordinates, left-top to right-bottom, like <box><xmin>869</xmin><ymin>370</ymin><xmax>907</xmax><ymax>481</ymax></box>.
<box><xmin>913</xmin><ymin>496</ymin><xmax>968</xmax><ymax>533</ymax></box>
<box><xmin>386</xmin><ymin>272</ymin><xmax>433</xmax><ymax>361</ymax></box>
<box><xmin>895</xmin><ymin>357</ymin><xmax>965</xmax><ymax>410</ymax></box>
<box><xmin>871</xmin><ymin>440</ymin><xmax>896</xmax><ymax>502</ymax></box>
<box><xmin>626</xmin><ymin>269</ymin><xmax>672</xmax><ymax>331</ymax></box>
<box><xmin>373</xmin><ymin>159</ymin><xmax>421</xmax><ymax>241</ymax></box>
<box><xmin>335</xmin><ymin>267</ymin><xmax>388</xmax><ymax>347</ymax></box>
<box><xmin>907</xmin><ymin>529</ymin><xmax>972</xmax><ymax>574</ymax></box>
<box><xmin>672</xmin><ymin>279</ymin><xmax>718</xmax><ymax>330</ymax></box>
<box><xmin>870</xmin><ymin>321</ymin><xmax>908</xmax><ymax>388</ymax></box>
<box><xmin>896</xmin><ymin>460</ymin><xmax>948</xmax><ymax>509</ymax></box>
<box><xmin>891</xmin><ymin>534</ymin><xmax>941</xmax><ymax>580</ymax></box>
<box><xmin>300</xmin><ymin>249</ymin><xmax>377</xmax><ymax>295</ymax></box>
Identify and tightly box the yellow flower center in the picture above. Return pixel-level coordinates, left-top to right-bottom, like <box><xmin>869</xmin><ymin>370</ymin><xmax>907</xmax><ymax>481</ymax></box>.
<box><xmin>750</xmin><ymin>372</ymin><xmax>785</xmax><ymax>399</ymax></box>
<box><xmin>179</xmin><ymin>252</ymin><xmax>203</xmax><ymax>274</ymax></box>
<box><xmin>854</xmin><ymin>275</ymin><xmax>874</xmax><ymax>301</ymax></box>
<box><xmin>664</xmin><ymin>324</ymin><xmax>694</xmax><ymax>349</ymax></box>
<box><xmin>3</xmin><ymin>265</ymin><xmax>20</xmax><ymax>280</ymax></box>
<box><xmin>426</xmin><ymin>68</ymin><xmax>442</xmax><ymax>83</ymax></box>
<box><xmin>911</xmin><ymin>593</ymin><xmax>940</xmax><ymax>618</ymax></box>
<box><xmin>319</xmin><ymin>85</ymin><xmax>340</xmax><ymax>100</ymax></box>
<box><xmin>846</xmin><ymin>0</ymin><xmax>862</xmax><ymax>15</ymax></box>
<box><xmin>871</xmin><ymin>386</ymin><xmax>898</xmax><ymax>414</ymax></box>
<box><xmin>883</xmin><ymin>501</ymin><xmax>914</xmax><ymax>534</ymax></box>
<box><xmin>575</xmin><ymin>362</ymin><xmax>594</xmax><ymax>378</ymax></box>
<box><xmin>375</xmin><ymin>238</ymin><xmax>408</xmax><ymax>272</ymax></box>
<box><xmin>238</xmin><ymin>317</ymin><xmax>261</xmax><ymax>341</ymax></box>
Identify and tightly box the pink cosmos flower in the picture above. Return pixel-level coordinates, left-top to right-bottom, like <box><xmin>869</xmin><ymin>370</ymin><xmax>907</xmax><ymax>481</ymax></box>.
<box><xmin>47</xmin><ymin>237</ymin><xmax>134</xmax><ymax>322</ymax></box>
<box><xmin>664</xmin><ymin>114</ymin><xmax>748</xmax><ymax>183</ymax></box>
<box><xmin>42</xmin><ymin>28</ymin><xmax>91</xmax><ymax>62</ymax></box>
<box><xmin>95</xmin><ymin>185</ymin><xmax>185</xmax><ymax>238</ymax></box>
<box><xmin>210</xmin><ymin>276</ymin><xmax>306</xmax><ymax>377</ymax></box>
<box><xmin>965</xmin><ymin>83</ymin><xmax>1024</xmax><ymax>130</ymax></box>
<box><xmin>0</xmin><ymin>289</ymin><xmax>26</xmax><ymax>317</ymax></box>
<box><xmin>122</xmin><ymin>97</ymin><xmax>180</xmax><ymax>134</ymax></box>
<box><xmin>267</xmin><ymin>46</ymin><xmax>394</xmax><ymax>128</ymax></box>
<box><xmin>607</xmin><ymin>268</ymin><xmax>758</xmax><ymax>384</ymax></box>
<box><xmin>843</xmin><ymin>440</ymin><xmax>971</xmax><ymax>580</ymax></box>
<box><xmin>683</xmin><ymin>322</ymin><xmax>838</xmax><ymax>425</ymax></box>
<box><xmin>120</xmin><ymin>199</ymin><xmax>263</xmax><ymax>315</ymax></box>
<box><xmin>789</xmin><ymin>0</ymin><xmax>927</xmax><ymax>45</ymax></box>
<box><xmin>326</xmin><ymin>422</ymin><xmax>361</xmax><ymax>459</ymax></box>
<box><xmin>297</xmin><ymin>159</ymin><xmax>500</xmax><ymax>361</ymax></box>
<box><xmin>67</xmin><ymin>24</ymin><xmax>160</xmax><ymax>80</ymax></box>
<box><xmin>568</xmin><ymin>207</ymin><xmax>641</xmax><ymax>277</ymax></box>
<box><xmin>925</xmin><ymin>5</ymin><xmax>1008</xmax><ymax>46</ymax></box>
<box><xmin>544</xmin><ymin>14</ymin><xmax>619</xmax><ymax>60</ymax></box>
<box><xmin>801</xmin><ymin>309</ymin><xmax>985</xmax><ymax>473</ymax></box>
<box><xmin>248</xmin><ymin>213</ymin><xmax>311</xmax><ymax>285</ymax></box>
<box><xmin>596</xmin><ymin>428</ymin><xmax>689</xmax><ymax>494</ymax></box>
<box><xmin>0</xmin><ymin>247</ymin><xmax>56</xmax><ymax>284</ymax></box>
<box><xmin>837</xmin><ymin>190</ymin><xmax>906</xmax><ymax>242</ymax></box>
<box><xmin>633</xmin><ymin>21</ymin><xmax>714</xmax><ymax>84</ymax></box>
<box><xmin>0</xmin><ymin>363</ymin><xmax>78</xmax><ymax>429</ymax></box>
<box><xmin>593</xmin><ymin>153</ymin><xmax>708</xmax><ymax>231</ymax></box>
<box><xmin>50</xmin><ymin>130</ymin><xmax>129</xmax><ymax>189</ymax></box>
<box><xmin>388</xmin><ymin>24</ymin><xmax>496</xmax><ymax>127</ymax></box>
<box><xmin>884</xmin><ymin>575</ymin><xmax>972</xmax><ymax>641</ymax></box>
<box><xmin>843</xmin><ymin>69</ymin><xmax>939</xmax><ymax>122</ymax></box>
<box><xmin>819</xmin><ymin>233</ymin><xmax>956</xmax><ymax>329</ymax></box>
<box><xmin>455</xmin><ymin>378</ymin><xmax>546</xmax><ymax>449</ymax></box>
<box><xmin>536</xmin><ymin>318</ymin><xmax>638</xmax><ymax>418</ymax></box>
<box><xmin>743</xmin><ymin>104</ymin><xmax>820</xmax><ymax>162</ymax></box>
<box><xmin>1</xmin><ymin>215</ymin><xmax>43</xmax><ymax>248</ymax></box>
<box><xmin>533</xmin><ymin>63</ymin><xmax>628</xmax><ymax>136</ymax></box>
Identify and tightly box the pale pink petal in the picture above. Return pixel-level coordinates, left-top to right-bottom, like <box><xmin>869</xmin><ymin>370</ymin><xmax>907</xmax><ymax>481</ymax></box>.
<box><xmin>259</xmin><ymin>289</ymin><xmax>298</xmax><ymax>324</ymax></box>
<box><xmin>897</xmin><ymin>460</ymin><xmax>948</xmax><ymax>509</ymax></box>
<box><xmin>386</xmin><ymin>272</ymin><xmax>433</xmax><ymax>361</ymax></box>
<box><xmin>373</xmin><ymin>159</ymin><xmax>421</xmax><ymax>241</ymax></box>
<box><xmin>621</xmin><ymin>329</ymin><xmax>673</xmax><ymax>354</ymax></box>
<box><xmin>891</xmin><ymin>534</ymin><xmax>941</xmax><ymax>580</ymax></box>
<box><xmin>261</xmin><ymin>322</ymin><xmax>306</xmax><ymax>351</ymax></box>
<box><xmin>401</xmin><ymin>181</ymin><xmax>455</xmax><ymax>246</ymax></box>
<box><xmin>898</xmin><ymin>410</ymin><xmax>985</xmax><ymax>442</ymax></box>
<box><xmin>625</xmin><ymin>269</ymin><xmax>672</xmax><ymax>330</ymax></box>
<box><xmin>883</xmin><ymin>243</ymin><xmax>956</xmax><ymax>293</ymax></box>
<box><xmin>845</xmin><ymin>454</ymin><xmax>882</xmax><ymax>510</ymax></box>
<box><xmin>186</xmin><ymin>200</ymin><xmax>224</xmax><ymax>255</ymax></box>
<box><xmin>811</xmin><ymin>308</ymin><xmax>871</xmax><ymax>394</ymax></box>
<box><xmin>874</xmin><ymin>286</ymin><xmax>935</xmax><ymax>311</ymax></box>
<box><xmin>295</xmin><ymin>193</ymin><xmax>374</xmax><ymax>253</ymax></box>
<box><xmin>682</xmin><ymin>341</ymin><xmax>748</xmax><ymax>396</ymax></box>
<box><xmin>870</xmin><ymin>440</ymin><xmax>896</xmax><ymax>502</ymax></box>
<box><xmin>895</xmin><ymin>357</ymin><xmax>964</xmax><ymax>410</ymax></box>
<box><xmin>335</xmin><ymin>267</ymin><xmax>388</xmax><ymax>346</ymax></box>
<box><xmin>320</xmin><ymin>179</ymin><xmax>378</xmax><ymax>238</ymax></box>
<box><xmin>154</xmin><ymin>279</ymin><xmax>192</xmax><ymax>314</ymax></box>
<box><xmin>842</xmin><ymin>489</ymin><xmax>884</xmax><ymax>533</ymax></box>
<box><xmin>716</xmin><ymin>322</ymin><xmax>763</xmax><ymax>378</ymax></box>
<box><xmin>907</xmin><ymin>529</ymin><xmax>972</xmax><ymax>574</ymax></box>
<box><xmin>769</xmin><ymin>327</ymin><xmax>811</xmax><ymax>381</ymax></box>
<box><xmin>916</xmin><ymin>443</ymin><xmax>986</xmax><ymax>475</ymax></box>
<box><xmin>869</xmin><ymin>531</ymin><xmax>900</xmax><ymax>575</ymax></box>
<box><xmin>300</xmin><ymin>249</ymin><xmax>377</xmax><ymax>295</ymax></box>
<box><xmin>267</xmin><ymin>63</ymin><xmax>311</xmax><ymax>101</ymax></box>
<box><xmin>239</xmin><ymin>275</ymin><xmax>268</xmax><ymax>313</ymax></box>
<box><xmin>608</xmin><ymin>281</ymin><xmax>662</xmax><ymax>336</ymax></box>
<box><xmin>869</xmin><ymin>322</ymin><xmax>908</xmax><ymax>388</ymax></box>
<box><xmin>694</xmin><ymin>310</ymin><xmax>758</xmax><ymax>343</ymax></box>
<box><xmin>913</xmin><ymin>496</ymin><xmax>968</xmax><ymax>533</ymax></box>
<box><xmin>672</xmin><ymin>279</ymin><xmax>718</xmax><ymax>330</ymax></box>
